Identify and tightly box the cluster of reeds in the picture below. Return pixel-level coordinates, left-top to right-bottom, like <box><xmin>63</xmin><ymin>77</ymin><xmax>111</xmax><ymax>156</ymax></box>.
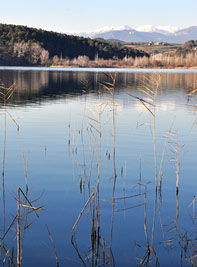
<box><xmin>129</xmin><ymin>74</ymin><xmax>161</xmax><ymax>190</ymax></box>
<box><xmin>69</xmin><ymin>75</ymin><xmax>116</xmax><ymax>265</ymax></box>
<box><xmin>16</xmin><ymin>186</ymin><xmax>43</xmax><ymax>267</ymax></box>
<box><xmin>51</xmin><ymin>52</ymin><xmax>197</xmax><ymax>68</ymax></box>
<box><xmin>71</xmin><ymin>188</ymin><xmax>113</xmax><ymax>266</ymax></box>
<box><xmin>69</xmin><ymin>73</ymin><xmax>151</xmax><ymax>266</ymax></box>
<box><xmin>130</xmin><ymin>74</ymin><xmax>189</xmax><ymax>266</ymax></box>
<box><xmin>0</xmin><ymin>84</ymin><xmax>44</xmax><ymax>266</ymax></box>
<box><xmin>124</xmin><ymin>53</ymin><xmax>197</xmax><ymax>68</ymax></box>
<box><xmin>2</xmin><ymin>73</ymin><xmax>194</xmax><ymax>266</ymax></box>
<box><xmin>0</xmin><ymin>156</ymin><xmax>43</xmax><ymax>267</ymax></box>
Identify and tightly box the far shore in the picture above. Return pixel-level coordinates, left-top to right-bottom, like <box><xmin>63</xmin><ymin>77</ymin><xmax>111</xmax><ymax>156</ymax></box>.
<box><xmin>50</xmin><ymin>65</ymin><xmax>197</xmax><ymax>69</ymax></box>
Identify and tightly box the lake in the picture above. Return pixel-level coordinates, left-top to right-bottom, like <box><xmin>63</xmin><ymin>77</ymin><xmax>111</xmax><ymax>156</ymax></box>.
<box><xmin>0</xmin><ymin>67</ymin><xmax>196</xmax><ymax>267</ymax></box>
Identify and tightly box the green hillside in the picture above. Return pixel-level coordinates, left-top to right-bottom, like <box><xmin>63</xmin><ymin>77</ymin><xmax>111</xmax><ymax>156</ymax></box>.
<box><xmin>0</xmin><ymin>24</ymin><xmax>148</xmax><ymax>66</ymax></box>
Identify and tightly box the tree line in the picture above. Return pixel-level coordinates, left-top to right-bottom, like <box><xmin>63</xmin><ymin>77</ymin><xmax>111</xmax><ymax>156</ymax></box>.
<box><xmin>176</xmin><ymin>40</ymin><xmax>197</xmax><ymax>56</ymax></box>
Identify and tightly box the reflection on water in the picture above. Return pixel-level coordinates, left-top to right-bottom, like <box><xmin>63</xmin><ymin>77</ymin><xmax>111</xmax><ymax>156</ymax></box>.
<box><xmin>0</xmin><ymin>67</ymin><xmax>196</xmax><ymax>266</ymax></box>
<box><xmin>0</xmin><ymin>68</ymin><xmax>197</xmax><ymax>105</ymax></box>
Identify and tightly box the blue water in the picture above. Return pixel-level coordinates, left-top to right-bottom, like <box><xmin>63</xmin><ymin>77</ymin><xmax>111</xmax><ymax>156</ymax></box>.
<box><xmin>0</xmin><ymin>67</ymin><xmax>196</xmax><ymax>266</ymax></box>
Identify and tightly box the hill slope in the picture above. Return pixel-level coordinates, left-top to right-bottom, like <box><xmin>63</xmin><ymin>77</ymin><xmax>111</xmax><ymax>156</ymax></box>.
<box><xmin>0</xmin><ymin>24</ymin><xmax>148</xmax><ymax>66</ymax></box>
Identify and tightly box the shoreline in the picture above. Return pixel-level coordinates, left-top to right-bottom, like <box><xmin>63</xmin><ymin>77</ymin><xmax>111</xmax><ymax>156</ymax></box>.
<box><xmin>1</xmin><ymin>65</ymin><xmax>197</xmax><ymax>71</ymax></box>
<box><xmin>50</xmin><ymin>65</ymin><xmax>197</xmax><ymax>69</ymax></box>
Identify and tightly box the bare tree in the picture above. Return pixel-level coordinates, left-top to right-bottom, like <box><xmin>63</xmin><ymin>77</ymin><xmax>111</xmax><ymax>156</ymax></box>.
<box><xmin>40</xmin><ymin>49</ymin><xmax>49</xmax><ymax>65</ymax></box>
<box><xmin>52</xmin><ymin>55</ymin><xmax>59</xmax><ymax>65</ymax></box>
<box><xmin>13</xmin><ymin>42</ymin><xmax>49</xmax><ymax>65</ymax></box>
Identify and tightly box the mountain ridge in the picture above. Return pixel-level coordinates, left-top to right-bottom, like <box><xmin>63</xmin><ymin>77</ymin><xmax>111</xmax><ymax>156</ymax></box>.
<box><xmin>75</xmin><ymin>25</ymin><xmax>197</xmax><ymax>43</ymax></box>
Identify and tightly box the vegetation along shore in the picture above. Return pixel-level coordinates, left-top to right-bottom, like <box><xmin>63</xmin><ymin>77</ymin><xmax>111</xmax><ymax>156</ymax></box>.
<box><xmin>0</xmin><ymin>23</ymin><xmax>197</xmax><ymax>68</ymax></box>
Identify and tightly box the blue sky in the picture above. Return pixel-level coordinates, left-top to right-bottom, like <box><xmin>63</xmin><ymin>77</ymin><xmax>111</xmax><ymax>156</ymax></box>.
<box><xmin>1</xmin><ymin>0</ymin><xmax>197</xmax><ymax>33</ymax></box>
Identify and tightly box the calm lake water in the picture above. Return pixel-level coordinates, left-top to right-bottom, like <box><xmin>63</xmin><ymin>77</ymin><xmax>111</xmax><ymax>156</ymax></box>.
<box><xmin>0</xmin><ymin>67</ymin><xmax>196</xmax><ymax>266</ymax></box>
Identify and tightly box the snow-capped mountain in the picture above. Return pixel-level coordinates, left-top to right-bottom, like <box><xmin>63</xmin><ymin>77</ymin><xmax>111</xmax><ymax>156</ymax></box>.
<box><xmin>90</xmin><ymin>25</ymin><xmax>132</xmax><ymax>34</ymax></box>
<box><xmin>75</xmin><ymin>25</ymin><xmax>197</xmax><ymax>43</ymax></box>
<box><xmin>74</xmin><ymin>25</ymin><xmax>133</xmax><ymax>38</ymax></box>
<box><xmin>134</xmin><ymin>25</ymin><xmax>179</xmax><ymax>35</ymax></box>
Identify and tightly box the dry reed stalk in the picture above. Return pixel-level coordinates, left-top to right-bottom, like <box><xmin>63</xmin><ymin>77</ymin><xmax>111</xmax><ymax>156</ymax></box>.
<box><xmin>150</xmin><ymin>189</ymin><xmax>157</xmax><ymax>257</ymax></box>
<box><xmin>0</xmin><ymin>246</ymin><xmax>9</xmax><ymax>266</ymax></box>
<box><xmin>87</xmin><ymin>127</ymin><xmax>97</xmax><ymax>194</ymax></box>
<box><xmin>17</xmin><ymin>187</ymin><xmax>20</xmax><ymax>267</ymax></box>
<box><xmin>158</xmin><ymin>200</ymin><xmax>168</xmax><ymax>251</ymax></box>
<box><xmin>79</xmin><ymin>177</ymin><xmax>82</xmax><ymax>194</ymax></box>
<box><xmin>188</xmin><ymin>195</ymin><xmax>196</xmax><ymax>218</ymax></box>
<box><xmin>95</xmin><ymin>103</ymin><xmax>102</xmax><ymax>265</ymax></box>
<box><xmin>0</xmin><ymin>84</ymin><xmax>19</xmax><ymax>236</ymax></box>
<box><xmin>71</xmin><ymin>190</ymin><xmax>94</xmax><ymax>233</ymax></box>
<box><xmin>91</xmin><ymin>188</ymin><xmax>96</xmax><ymax>266</ymax></box>
<box><xmin>1</xmin><ymin>215</ymin><xmax>17</xmax><ymax>242</ymax></box>
<box><xmin>176</xmin><ymin>143</ymin><xmax>180</xmax><ymax>195</ymax></box>
<box><xmin>100</xmin><ymin>73</ymin><xmax>118</xmax><ymax>252</ymax></box>
<box><xmin>130</xmin><ymin>75</ymin><xmax>165</xmax><ymax>265</ymax></box>
<box><xmin>96</xmin><ymin>202</ymin><xmax>100</xmax><ymax>265</ymax></box>
<box><xmin>139</xmin><ymin>157</ymin><xmax>142</xmax><ymax>186</ymax></box>
<box><xmin>16</xmin><ymin>186</ymin><xmax>43</xmax><ymax>267</ymax></box>
<box><xmin>175</xmin><ymin>192</ymin><xmax>179</xmax><ymax>239</ymax></box>
<box><xmin>169</xmin><ymin>131</ymin><xmax>183</xmax><ymax>195</ymax></box>
<box><xmin>123</xmin><ymin>162</ymin><xmax>127</xmax><ymax>216</ymax></box>
<box><xmin>144</xmin><ymin>185</ymin><xmax>149</xmax><ymax>249</ymax></box>
<box><xmin>158</xmin><ymin>123</ymin><xmax>175</xmax><ymax>193</ymax></box>
<box><xmin>138</xmin><ymin>249</ymin><xmax>151</xmax><ymax>267</ymax></box>
<box><xmin>2</xmin><ymin>248</ymin><xmax>10</xmax><ymax>266</ymax></box>
<box><xmin>114</xmin><ymin>192</ymin><xmax>145</xmax><ymax>201</ymax></box>
<box><xmin>6</xmin><ymin>110</ymin><xmax>20</xmax><ymax>131</ymax></box>
<box><xmin>68</xmin><ymin>122</ymin><xmax>71</xmax><ymax>146</ymax></box>
<box><xmin>23</xmin><ymin>151</ymin><xmax>28</xmax><ymax>195</ymax></box>
<box><xmin>110</xmin><ymin>180</ymin><xmax>116</xmax><ymax>250</ymax></box>
<box><xmin>86</xmin><ymin>75</ymin><xmax>117</xmax><ymax>259</ymax></box>
<box><xmin>71</xmin><ymin>235</ymin><xmax>87</xmax><ymax>266</ymax></box>
<box><xmin>18</xmin><ymin>188</ymin><xmax>39</xmax><ymax>218</ymax></box>
<box><xmin>11</xmin><ymin>248</ymin><xmax>14</xmax><ymax>267</ymax></box>
<box><xmin>102</xmin><ymin>238</ymin><xmax>106</xmax><ymax>265</ymax></box>
<box><xmin>1</xmin><ymin>245</ymin><xmax>15</xmax><ymax>267</ymax></box>
<box><xmin>80</xmin><ymin>98</ymin><xmax>87</xmax><ymax>193</ymax></box>
<box><xmin>152</xmin><ymin>76</ymin><xmax>161</xmax><ymax>192</ymax></box>
<box><xmin>2</xmin><ymin>107</ymin><xmax>6</xmax><ymax>232</ymax></box>
<box><xmin>129</xmin><ymin>74</ymin><xmax>161</xmax><ymax>191</ymax></box>
<box><xmin>96</xmin><ymin>196</ymin><xmax>100</xmax><ymax>262</ymax></box>
<box><xmin>114</xmin><ymin>203</ymin><xmax>144</xmax><ymax>213</ymax></box>
<box><xmin>45</xmin><ymin>225</ymin><xmax>59</xmax><ymax>267</ymax></box>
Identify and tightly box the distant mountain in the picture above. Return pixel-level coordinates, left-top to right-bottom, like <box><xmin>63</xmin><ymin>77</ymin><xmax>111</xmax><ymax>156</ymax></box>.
<box><xmin>174</xmin><ymin>26</ymin><xmax>197</xmax><ymax>42</ymax></box>
<box><xmin>77</xmin><ymin>25</ymin><xmax>197</xmax><ymax>43</ymax></box>
<box><xmin>91</xmin><ymin>29</ymin><xmax>172</xmax><ymax>43</ymax></box>
<box><xmin>134</xmin><ymin>25</ymin><xmax>179</xmax><ymax>35</ymax></box>
<box><xmin>73</xmin><ymin>26</ymin><xmax>133</xmax><ymax>38</ymax></box>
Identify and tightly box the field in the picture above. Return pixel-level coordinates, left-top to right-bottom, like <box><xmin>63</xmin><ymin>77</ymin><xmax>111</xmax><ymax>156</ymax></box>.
<box><xmin>123</xmin><ymin>42</ymin><xmax>182</xmax><ymax>54</ymax></box>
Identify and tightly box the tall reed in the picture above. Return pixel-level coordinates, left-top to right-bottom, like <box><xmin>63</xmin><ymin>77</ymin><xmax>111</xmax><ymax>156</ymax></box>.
<box><xmin>129</xmin><ymin>74</ymin><xmax>161</xmax><ymax>190</ymax></box>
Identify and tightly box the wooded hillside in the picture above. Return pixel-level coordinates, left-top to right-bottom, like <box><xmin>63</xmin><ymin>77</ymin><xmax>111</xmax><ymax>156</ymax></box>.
<box><xmin>0</xmin><ymin>24</ymin><xmax>148</xmax><ymax>66</ymax></box>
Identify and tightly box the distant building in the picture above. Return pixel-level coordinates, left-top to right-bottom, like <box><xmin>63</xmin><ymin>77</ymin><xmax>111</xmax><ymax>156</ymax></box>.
<box><xmin>153</xmin><ymin>42</ymin><xmax>168</xmax><ymax>46</ymax></box>
<box><xmin>147</xmin><ymin>41</ymin><xmax>153</xmax><ymax>46</ymax></box>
